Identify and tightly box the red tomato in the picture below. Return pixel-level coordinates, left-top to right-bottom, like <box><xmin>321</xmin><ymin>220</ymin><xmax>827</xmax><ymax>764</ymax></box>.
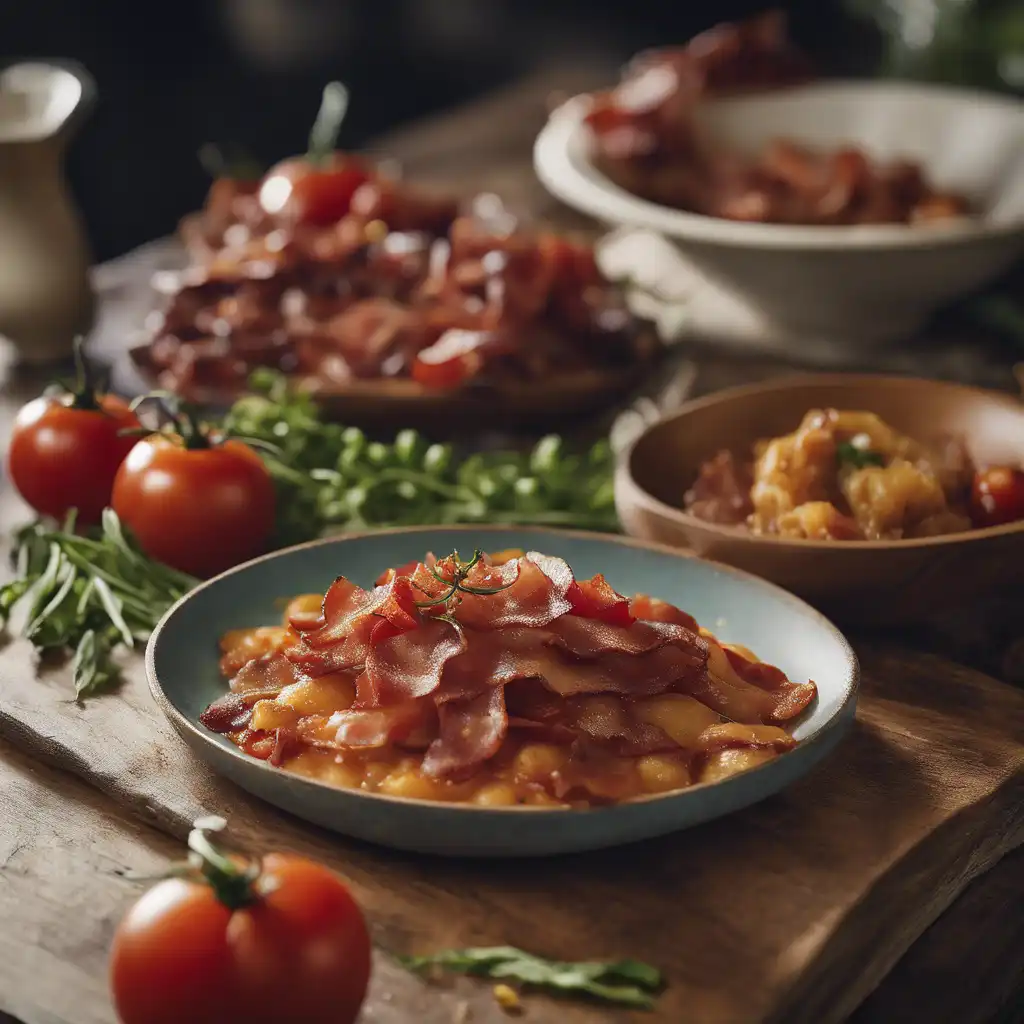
<box><xmin>111</xmin><ymin>435</ymin><xmax>275</xmax><ymax>578</ymax></box>
<box><xmin>110</xmin><ymin>853</ymin><xmax>371</xmax><ymax>1024</ymax></box>
<box><xmin>259</xmin><ymin>154</ymin><xmax>370</xmax><ymax>226</ymax></box>
<box><xmin>970</xmin><ymin>466</ymin><xmax>1024</xmax><ymax>528</ymax></box>
<box><xmin>7</xmin><ymin>393</ymin><xmax>140</xmax><ymax>525</ymax></box>
<box><xmin>566</xmin><ymin>575</ymin><xmax>635</xmax><ymax>627</ymax></box>
<box><xmin>411</xmin><ymin>329</ymin><xmax>489</xmax><ymax>389</ymax></box>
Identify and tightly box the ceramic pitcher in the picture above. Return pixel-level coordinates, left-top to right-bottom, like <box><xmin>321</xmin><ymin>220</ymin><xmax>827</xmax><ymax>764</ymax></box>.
<box><xmin>0</xmin><ymin>61</ymin><xmax>95</xmax><ymax>364</ymax></box>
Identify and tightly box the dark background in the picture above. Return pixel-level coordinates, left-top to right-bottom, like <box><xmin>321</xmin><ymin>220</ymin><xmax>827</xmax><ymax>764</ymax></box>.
<box><xmin>2</xmin><ymin>0</ymin><xmax>873</xmax><ymax>262</ymax></box>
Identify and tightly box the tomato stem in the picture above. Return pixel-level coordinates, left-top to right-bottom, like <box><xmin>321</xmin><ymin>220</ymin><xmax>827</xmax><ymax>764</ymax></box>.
<box><xmin>187</xmin><ymin>817</ymin><xmax>260</xmax><ymax>911</ymax></box>
<box><xmin>67</xmin><ymin>336</ymin><xmax>102</xmax><ymax>412</ymax></box>
<box><xmin>306</xmin><ymin>81</ymin><xmax>349</xmax><ymax>166</ymax></box>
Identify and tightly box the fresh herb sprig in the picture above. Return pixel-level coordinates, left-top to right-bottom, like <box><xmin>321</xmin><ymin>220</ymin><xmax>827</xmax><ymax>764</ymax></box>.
<box><xmin>398</xmin><ymin>946</ymin><xmax>663</xmax><ymax>1010</ymax></box>
<box><xmin>836</xmin><ymin>440</ymin><xmax>885</xmax><ymax>470</ymax></box>
<box><xmin>0</xmin><ymin>510</ymin><xmax>197</xmax><ymax>697</ymax></box>
<box><xmin>224</xmin><ymin>369</ymin><xmax>619</xmax><ymax>547</ymax></box>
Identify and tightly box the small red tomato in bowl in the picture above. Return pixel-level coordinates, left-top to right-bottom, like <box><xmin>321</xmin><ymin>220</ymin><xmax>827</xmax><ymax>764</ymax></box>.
<box><xmin>6</xmin><ymin>340</ymin><xmax>140</xmax><ymax>524</ymax></box>
<box><xmin>111</xmin><ymin>423</ymin><xmax>275</xmax><ymax>579</ymax></box>
<box><xmin>110</xmin><ymin>818</ymin><xmax>371</xmax><ymax>1024</ymax></box>
<box><xmin>970</xmin><ymin>465</ymin><xmax>1024</xmax><ymax>528</ymax></box>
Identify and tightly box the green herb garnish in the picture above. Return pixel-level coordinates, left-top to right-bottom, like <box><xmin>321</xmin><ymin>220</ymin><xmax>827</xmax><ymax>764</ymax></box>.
<box><xmin>836</xmin><ymin>440</ymin><xmax>885</xmax><ymax>470</ymax></box>
<box><xmin>0</xmin><ymin>510</ymin><xmax>197</xmax><ymax>698</ymax></box>
<box><xmin>225</xmin><ymin>369</ymin><xmax>619</xmax><ymax>548</ymax></box>
<box><xmin>397</xmin><ymin>946</ymin><xmax>663</xmax><ymax>1010</ymax></box>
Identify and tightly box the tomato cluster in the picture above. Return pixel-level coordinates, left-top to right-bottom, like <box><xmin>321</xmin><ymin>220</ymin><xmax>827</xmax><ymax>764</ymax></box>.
<box><xmin>5</xmin><ymin>344</ymin><xmax>275</xmax><ymax>578</ymax></box>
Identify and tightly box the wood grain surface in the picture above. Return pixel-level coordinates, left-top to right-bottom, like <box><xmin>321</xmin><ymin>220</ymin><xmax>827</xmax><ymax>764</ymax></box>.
<box><xmin>2</xmin><ymin>617</ymin><xmax>1024</xmax><ymax>1024</ymax></box>
<box><xmin>2</xmin><ymin>66</ymin><xmax>1024</xmax><ymax>1024</ymax></box>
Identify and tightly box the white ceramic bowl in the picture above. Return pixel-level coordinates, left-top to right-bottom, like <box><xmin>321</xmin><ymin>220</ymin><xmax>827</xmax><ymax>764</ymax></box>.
<box><xmin>534</xmin><ymin>81</ymin><xmax>1024</xmax><ymax>347</ymax></box>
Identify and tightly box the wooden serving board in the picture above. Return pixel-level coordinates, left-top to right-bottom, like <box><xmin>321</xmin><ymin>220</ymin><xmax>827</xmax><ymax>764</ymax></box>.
<box><xmin>1</xmin><ymin>628</ymin><xmax>1023</xmax><ymax>1024</ymax></box>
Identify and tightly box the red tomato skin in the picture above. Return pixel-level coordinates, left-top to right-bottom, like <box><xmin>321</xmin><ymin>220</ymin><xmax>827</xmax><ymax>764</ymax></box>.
<box><xmin>260</xmin><ymin>155</ymin><xmax>370</xmax><ymax>226</ymax></box>
<box><xmin>109</xmin><ymin>878</ymin><xmax>236</xmax><ymax>1024</ymax></box>
<box><xmin>971</xmin><ymin>466</ymin><xmax>1024</xmax><ymax>528</ymax></box>
<box><xmin>109</xmin><ymin>857</ymin><xmax>371</xmax><ymax>1024</ymax></box>
<box><xmin>110</xmin><ymin>437</ymin><xmax>275</xmax><ymax>578</ymax></box>
<box><xmin>6</xmin><ymin>394</ymin><xmax>139</xmax><ymax>524</ymax></box>
<box><xmin>231</xmin><ymin>854</ymin><xmax>372</xmax><ymax>1024</ymax></box>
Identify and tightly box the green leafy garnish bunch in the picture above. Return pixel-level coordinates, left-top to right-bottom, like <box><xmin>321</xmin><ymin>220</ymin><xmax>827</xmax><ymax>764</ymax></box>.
<box><xmin>0</xmin><ymin>510</ymin><xmax>197</xmax><ymax>697</ymax></box>
<box><xmin>225</xmin><ymin>369</ymin><xmax>619</xmax><ymax>548</ymax></box>
<box><xmin>398</xmin><ymin>945</ymin><xmax>663</xmax><ymax>1010</ymax></box>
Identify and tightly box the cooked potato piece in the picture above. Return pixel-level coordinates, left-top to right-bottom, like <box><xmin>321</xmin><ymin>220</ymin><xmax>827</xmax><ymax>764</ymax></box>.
<box><xmin>774</xmin><ymin>500</ymin><xmax>861</xmax><ymax>540</ymax></box>
<box><xmin>634</xmin><ymin>694</ymin><xmax>721</xmax><ymax>747</ymax></box>
<box><xmin>699</xmin><ymin>747</ymin><xmax>777</xmax><ymax>784</ymax></box>
<box><xmin>841</xmin><ymin>459</ymin><xmax>969</xmax><ymax>540</ymax></box>
<box><xmin>219</xmin><ymin>626</ymin><xmax>290</xmax><ymax>675</ymax></box>
<box><xmin>283</xmin><ymin>593</ymin><xmax>323</xmax><ymax>624</ymax></box>
<box><xmin>250</xmin><ymin>699</ymin><xmax>302</xmax><ymax>732</ymax></box>
<box><xmin>636</xmin><ymin>754</ymin><xmax>691</xmax><ymax>793</ymax></box>
<box><xmin>276</xmin><ymin>673</ymin><xmax>357</xmax><ymax>715</ymax></box>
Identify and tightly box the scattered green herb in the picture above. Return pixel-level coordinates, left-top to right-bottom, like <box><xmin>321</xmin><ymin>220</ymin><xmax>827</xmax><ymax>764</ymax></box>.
<box><xmin>224</xmin><ymin>369</ymin><xmax>619</xmax><ymax>548</ymax></box>
<box><xmin>836</xmin><ymin>440</ymin><xmax>886</xmax><ymax>470</ymax></box>
<box><xmin>397</xmin><ymin>946</ymin><xmax>663</xmax><ymax>1010</ymax></box>
<box><xmin>0</xmin><ymin>510</ymin><xmax>198</xmax><ymax>697</ymax></box>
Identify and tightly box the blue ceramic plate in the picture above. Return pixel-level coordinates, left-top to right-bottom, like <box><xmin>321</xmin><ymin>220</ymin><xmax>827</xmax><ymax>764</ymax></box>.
<box><xmin>147</xmin><ymin>527</ymin><xmax>858</xmax><ymax>857</ymax></box>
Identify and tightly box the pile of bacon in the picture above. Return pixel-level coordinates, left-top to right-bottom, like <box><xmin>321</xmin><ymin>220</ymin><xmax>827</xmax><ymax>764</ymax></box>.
<box><xmin>141</xmin><ymin>172</ymin><xmax>651</xmax><ymax>399</ymax></box>
<box><xmin>200</xmin><ymin>551</ymin><xmax>817</xmax><ymax>797</ymax></box>
<box><xmin>584</xmin><ymin>11</ymin><xmax>970</xmax><ymax>226</ymax></box>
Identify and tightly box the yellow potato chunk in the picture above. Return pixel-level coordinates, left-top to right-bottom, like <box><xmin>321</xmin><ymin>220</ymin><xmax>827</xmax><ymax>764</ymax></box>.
<box><xmin>472</xmin><ymin>782</ymin><xmax>520</xmax><ymax>807</ymax></box>
<box><xmin>379</xmin><ymin>769</ymin><xmax>445</xmax><ymax>801</ymax></box>
<box><xmin>699</xmin><ymin>747</ymin><xmax>777</xmax><ymax>784</ymax></box>
<box><xmin>276</xmin><ymin>673</ymin><xmax>357</xmax><ymax>715</ymax></box>
<box><xmin>633</xmin><ymin>694</ymin><xmax>721</xmax><ymax>748</ymax></box>
<box><xmin>249</xmin><ymin>700</ymin><xmax>301</xmax><ymax>732</ymax></box>
<box><xmin>512</xmin><ymin>743</ymin><xmax>568</xmax><ymax>782</ymax></box>
<box><xmin>282</xmin><ymin>593</ymin><xmax>322</xmax><ymax>624</ymax></box>
<box><xmin>636</xmin><ymin>754</ymin><xmax>691</xmax><ymax>793</ymax></box>
<box><xmin>285</xmin><ymin>750</ymin><xmax>361</xmax><ymax>789</ymax></box>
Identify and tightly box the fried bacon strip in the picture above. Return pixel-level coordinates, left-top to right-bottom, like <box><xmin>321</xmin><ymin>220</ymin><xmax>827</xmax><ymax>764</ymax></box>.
<box><xmin>202</xmin><ymin>550</ymin><xmax>817</xmax><ymax>789</ymax></box>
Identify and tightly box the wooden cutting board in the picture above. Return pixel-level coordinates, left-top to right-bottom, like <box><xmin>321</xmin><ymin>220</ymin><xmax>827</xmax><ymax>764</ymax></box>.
<box><xmin>1</xmin><ymin>630</ymin><xmax>1022</xmax><ymax>1024</ymax></box>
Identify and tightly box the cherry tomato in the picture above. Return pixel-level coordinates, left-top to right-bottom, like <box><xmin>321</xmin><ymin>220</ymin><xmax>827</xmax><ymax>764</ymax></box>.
<box><xmin>111</xmin><ymin>435</ymin><xmax>275</xmax><ymax>578</ymax></box>
<box><xmin>110</xmin><ymin>826</ymin><xmax>371</xmax><ymax>1024</ymax></box>
<box><xmin>411</xmin><ymin>329</ymin><xmax>490</xmax><ymax>389</ymax></box>
<box><xmin>7</xmin><ymin>391</ymin><xmax>139</xmax><ymax>525</ymax></box>
<box><xmin>259</xmin><ymin>154</ymin><xmax>370</xmax><ymax>226</ymax></box>
<box><xmin>970</xmin><ymin>466</ymin><xmax>1024</xmax><ymax>528</ymax></box>
<box><xmin>566</xmin><ymin>576</ymin><xmax>635</xmax><ymax>627</ymax></box>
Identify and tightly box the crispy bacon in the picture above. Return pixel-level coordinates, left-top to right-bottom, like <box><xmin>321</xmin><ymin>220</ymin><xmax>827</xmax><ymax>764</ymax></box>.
<box><xmin>629</xmin><ymin>594</ymin><xmax>700</xmax><ymax>633</ymax></box>
<box><xmin>229</xmin><ymin>651</ymin><xmax>301</xmax><ymax>694</ymax></box>
<box><xmin>362</xmin><ymin>619</ymin><xmax>466</xmax><ymax>705</ymax></box>
<box><xmin>299</xmin><ymin>700</ymin><xmax>435</xmax><ymax>750</ymax></box>
<box><xmin>421</xmin><ymin>688</ymin><xmax>507</xmax><ymax>779</ymax></box>
<box><xmin>565</xmin><ymin>574</ymin><xmax>635</xmax><ymax>626</ymax></box>
<box><xmin>203</xmin><ymin>550</ymin><xmax>818</xmax><ymax>793</ymax></box>
<box><xmin>299</xmin><ymin>573</ymin><xmax>419</xmax><ymax>649</ymax></box>
<box><xmin>199</xmin><ymin>692</ymin><xmax>256</xmax><ymax>733</ymax></box>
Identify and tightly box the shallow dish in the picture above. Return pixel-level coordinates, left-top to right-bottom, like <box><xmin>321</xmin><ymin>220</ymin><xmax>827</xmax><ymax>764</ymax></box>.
<box><xmin>615</xmin><ymin>375</ymin><xmax>1024</xmax><ymax>624</ymax></box>
<box><xmin>534</xmin><ymin>81</ymin><xmax>1024</xmax><ymax>346</ymax></box>
<box><xmin>147</xmin><ymin>526</ymin><xmax>858</xmax><ymax>857</ymax></box>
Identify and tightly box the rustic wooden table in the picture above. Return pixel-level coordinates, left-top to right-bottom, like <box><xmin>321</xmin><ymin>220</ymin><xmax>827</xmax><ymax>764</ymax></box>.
<box><xmin>2</xmin><ymin>69</ymin><xmax>1024</xmax><ymax>1024</ymax></box>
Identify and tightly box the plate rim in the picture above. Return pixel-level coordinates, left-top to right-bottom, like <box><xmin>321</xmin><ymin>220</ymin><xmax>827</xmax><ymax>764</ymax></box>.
<box><xmin>146</xmin><ymin>524</ymin><xmax>860</xmax><ymax>817</ymax></box>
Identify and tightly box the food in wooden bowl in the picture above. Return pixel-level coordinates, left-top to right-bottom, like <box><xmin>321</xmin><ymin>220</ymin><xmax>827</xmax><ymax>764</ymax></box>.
<box><xmin>199</xmin><ymin>548</ymin><xmax>817</xmax><ymax>808</ymax></box>
<box><xmin>615</xmin><ymin>375</ymin><xmax>1024</xmax><ymax>624</ymax></box>
<box><xmin>132</xmin><ymin>87</ymin><xmax>660</xmax><ymax>428</ymax></box>
<box><xmin>147</xmin><ymin>527</ymin><xmax>857</xmax><ymax>855</ymax></box>
<box><xmin>534</xmin><ymin>14</ymin><xmax>1024</xmax><ymax>345</ymax></box>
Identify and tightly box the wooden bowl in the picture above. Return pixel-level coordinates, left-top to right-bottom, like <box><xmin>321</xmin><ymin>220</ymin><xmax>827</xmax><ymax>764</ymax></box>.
<box><xmin>128</xmin><ymin>343</ymin><xmax>656</xmax><ymax>433</ymax></box>
<box><xmin>615</xmin><ymin>374</ymin><xmax>1024</xmax><ymax>625</ymax></box>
